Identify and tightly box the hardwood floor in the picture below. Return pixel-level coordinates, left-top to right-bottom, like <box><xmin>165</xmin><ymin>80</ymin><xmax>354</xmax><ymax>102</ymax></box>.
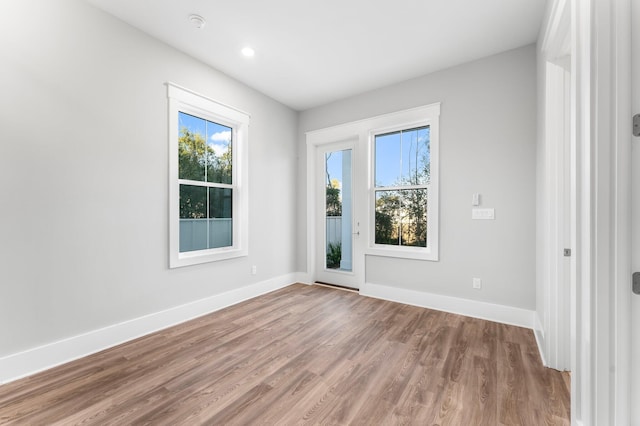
<box><xmin>0</xmin><ymin>284</ymin><xmax>570</xmax><ymax>425</ymax></box>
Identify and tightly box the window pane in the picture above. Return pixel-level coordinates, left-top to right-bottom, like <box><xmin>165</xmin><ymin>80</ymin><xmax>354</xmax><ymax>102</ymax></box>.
<box><xmin>375</xmin><ymin>126</ymin><xmax>430</xmax><ymax>187</ymax></box>
<box><xmin>375</xmin><ymin>189</ymin><xmax>427</xmax><ymax>247</ymax></box>
<box><xmin>209</xmin><ymin>188</ymin><xmax>232</xmax><ymax>248</ymax></box>
<box><xmin>178</xmin><ymin>112</ymin><xmax>207</xmax><ymax>182</ymax></box>
<box><xmin>399</xmin><ymin>189</ymin><xmax>427</xmax><ymax>247</ymax></box>
<box><xmin>401</xmin><ymin>126</ymin><xmax>430</xmax><ymax>186</ymax></box>
<box><xmin>177</xmin><ymin>112</ymin><xmax>234</xmax><ymax>252</ymax></box>
<box><xmin>375</xmin><ymin>132</ymin><xmax>401</xmax><ymax>187</ymax></box>
<box><xmin>180</xmin><ymin>184</ymin><xmax>207</xmax><ymax>219</ymax></box>
<box><xmin>179</xmin><ymin>184</ymin><xmax>207</xmax><ymax>252</ymax></box>
<box><xmin>206</xmin><ymin>121</ymin><xmax>232</xmax><ymax>184</ymax></box>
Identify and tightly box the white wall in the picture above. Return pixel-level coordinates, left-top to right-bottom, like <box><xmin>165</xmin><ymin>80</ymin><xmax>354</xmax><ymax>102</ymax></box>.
<box><xmin>298</xmin><ymin>45</ymin><xmax>537</xmax><ymax>310</ymax></box>
<box><xmin>0</xmin><ymin>0</ymin><xmax>298</xmax><ymax>358</ymax></box>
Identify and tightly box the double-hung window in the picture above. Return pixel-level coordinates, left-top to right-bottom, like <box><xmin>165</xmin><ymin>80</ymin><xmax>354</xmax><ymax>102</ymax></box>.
<box><xmin>167</xmin><ymin>83</ymin><xmax>249</xmax><ymax>268</ymax></box>
<box><xmin>369</xmin><ymin>104</ymin><xmax>439</xmax><ymax>260</ymax></box>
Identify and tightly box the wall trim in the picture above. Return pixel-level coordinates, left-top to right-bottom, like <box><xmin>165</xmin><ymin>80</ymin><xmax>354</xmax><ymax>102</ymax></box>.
<box><xmin>533</xmin><ymin>313</ymin><xmax>549</xmax><ymax>367</ymax></box>
<box><xmin>360</xmin><ymin>282</ymin><xmax>535</xmax><ymax>329</ymax></box>
<box><xmin>0</xmin><ymin>274</ymin><xmax>296</xmax><ymax>385</ymax></box>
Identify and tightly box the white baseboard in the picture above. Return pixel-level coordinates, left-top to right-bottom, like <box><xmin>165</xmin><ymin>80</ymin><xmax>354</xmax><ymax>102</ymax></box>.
<box><xmin>0</xmin><ymin>274</ymin><xmax>296</xmax><ymax>385</ymax></box>
<box><xmin>360</xmin><ymin>282</ymin><xmax>535</xmax><ymax>329</ymax></box>
<box><xmin>533</xmin><ymin>312</ymin><xmax>548</xmax><ymax>367</ymax></box>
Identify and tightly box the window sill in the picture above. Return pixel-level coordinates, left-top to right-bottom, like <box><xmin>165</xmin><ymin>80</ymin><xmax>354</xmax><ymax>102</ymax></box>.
<box><xmin>365</xmin><ymin>246</ymin><xmax>438</xmax><ymax>261</ymax></box>
<box><xmin>170</xmin><ymin>247</ymin><xmax>248</xmax><ymax>268</ymax></box>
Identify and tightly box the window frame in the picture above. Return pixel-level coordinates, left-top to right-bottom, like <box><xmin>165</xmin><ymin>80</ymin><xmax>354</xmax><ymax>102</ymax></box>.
<box><xmin>367</xmin><ymin>105</ymin><xmax>440</xmax><ymax>261</ymax></box>
<box><xmin>167</xmin><ymin>83</ymin><xmax>249</xmax><ymax>268</ymax></box>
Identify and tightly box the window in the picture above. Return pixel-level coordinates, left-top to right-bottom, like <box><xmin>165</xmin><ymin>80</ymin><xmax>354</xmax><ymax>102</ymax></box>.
<box><xmin>167</xmin><ymin>83</ymin><xmax>249</xmax><ymax>268</ymax></box>
<box><xmin>374</xmin><ymin>126</ymin><xmax>429</xmax><ymax>247</ymax></box>
<box><xmin>369</xmin><ymin>104</ymin><xmax>439</xmax><ymax>260</ymax></box>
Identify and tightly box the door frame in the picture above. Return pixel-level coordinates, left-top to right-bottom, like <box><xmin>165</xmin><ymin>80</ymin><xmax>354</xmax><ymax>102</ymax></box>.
<box><xmin>306</xmin><ymin>129</ymin><xmax>365</xmax><ymax>290</ymax></box>
<box><xmin>631</xmin><ymin>0</ymin><xmax>640</xmax><ymax>420</ymax></box>
<box><xmin>570</xmin><ymin>0</ymin><xmax>632</xmax><ymax>423</ymax></box>
<box><xmin>538</xmin><ymin>0</ymin><xmax>573</xmax><ymax>373</ymax></box>
<box><xmin>313</xmin><ymin>140</ymin><xmax>362</xmax><ymax>289</ymax></box>
<box><xmin>533</xmin><ymin>0</ymin><xmax>632</xmax><ymax>422</ymax></box>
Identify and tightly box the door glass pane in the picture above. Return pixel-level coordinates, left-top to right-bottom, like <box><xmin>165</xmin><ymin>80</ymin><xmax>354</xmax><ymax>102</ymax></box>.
<box><xmin>325</xmin><ymin>149</ymin><xmax>352</xmax><ymax>271</ymax></box>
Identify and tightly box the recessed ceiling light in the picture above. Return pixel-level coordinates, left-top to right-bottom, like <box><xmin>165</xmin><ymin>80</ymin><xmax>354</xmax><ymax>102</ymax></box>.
<box><xmin>241</xmin><ymin>47</ymin><xmax>255</xmax><ymax>58</ymax></box>
<box><xmin>188</xmin><ymin>14</ymin><xmax>206</xmax><ymax>29</ymax></box>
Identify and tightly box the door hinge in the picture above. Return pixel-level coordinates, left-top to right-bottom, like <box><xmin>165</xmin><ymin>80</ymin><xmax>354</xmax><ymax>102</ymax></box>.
<box><xmin>563</xmin><ymin>248</ymin><xmax>571</xmax><ymax>257</ymax></box>
<box><xmin>633</xmin><ymin>272</ymin><xmax>640</xmax><ymax>295</ymax></box>
<box><xmin>633</xmin><ymin>114</ymin><xmax>640</xmax><ymax>137</ymax></box>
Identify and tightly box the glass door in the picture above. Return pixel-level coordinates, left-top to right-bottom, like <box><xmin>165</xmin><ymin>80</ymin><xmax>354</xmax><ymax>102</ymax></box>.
<box><xmin>324</xmin><ymin>148</ymin><xmax>352</xmax><ymax>272</ymax></box>
<box><xmin>315</xmin><ymin>142</ymin><xmax>361</xmax><ymax>289</ymax></box>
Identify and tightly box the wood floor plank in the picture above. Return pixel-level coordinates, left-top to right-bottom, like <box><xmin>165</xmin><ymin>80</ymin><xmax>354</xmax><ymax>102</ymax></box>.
<box><xmin>0</xmin><ymin>283</ymin><xmax>570</xmax><ymax>425</ymax></box>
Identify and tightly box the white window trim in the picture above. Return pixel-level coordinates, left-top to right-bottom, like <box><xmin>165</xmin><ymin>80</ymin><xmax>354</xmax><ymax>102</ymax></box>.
<box><xmin>367</xmin><ymin>105</ymin><xmax>440</xmax><ymax>261</ymax></box>
<box><xmin>167</xmin><ymin>82</ymin><xmax>250</xmax><ymax>268</ymax></box>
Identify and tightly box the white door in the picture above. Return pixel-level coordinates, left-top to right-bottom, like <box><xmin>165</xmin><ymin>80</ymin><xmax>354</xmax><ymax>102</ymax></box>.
<box><xmin>631</xmin><ymin>0</ymin><xmax>640</xmax><ymax>419</ymax></box>
<box><xmin>314</xmin><ymin>140</ymin><xmax>363</xmax><ymax>289</ymax></box>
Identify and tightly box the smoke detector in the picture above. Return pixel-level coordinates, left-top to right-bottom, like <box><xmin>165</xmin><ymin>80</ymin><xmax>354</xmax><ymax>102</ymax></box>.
<box><xmin>188</xmin><ymin>14</ymin><xmax>206</xmax><ymax>29</ymax></box>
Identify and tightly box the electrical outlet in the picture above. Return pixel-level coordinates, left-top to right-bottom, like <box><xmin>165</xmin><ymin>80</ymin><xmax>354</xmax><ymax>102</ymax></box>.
<box><xmin>251</xmin><ymin>265</ymin><xmax>257</xmax><ymax>275</ymax></box>
<box><xmin>472</xmin><ymin>277</ymin><xmax>482</xmax><ymax>289</ymax></box>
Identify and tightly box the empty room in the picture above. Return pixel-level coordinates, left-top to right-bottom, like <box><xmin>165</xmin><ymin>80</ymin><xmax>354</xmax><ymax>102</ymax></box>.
<box><xmin>0</xmin><ymin>0</ymin><xmax>637</xmax><ymax>425</ymax></box>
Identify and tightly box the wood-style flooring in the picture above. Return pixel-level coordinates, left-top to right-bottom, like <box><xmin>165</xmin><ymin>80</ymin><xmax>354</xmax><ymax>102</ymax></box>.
<box><xmin>0</xmin><ymin>284</ymin><xmax>570</xmax><ymax>425</ymax></box>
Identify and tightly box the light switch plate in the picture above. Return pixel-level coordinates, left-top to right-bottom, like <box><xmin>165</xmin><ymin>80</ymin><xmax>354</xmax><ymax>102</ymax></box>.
<box><xmin>472</xmin><ymin>208</ymin><xmax>495</xmax><ymax>220</ymax></box>
<box><xmin>472</xmin><ymin>277</ymin><xmax>482</xmax><ymax>289</ymax></box>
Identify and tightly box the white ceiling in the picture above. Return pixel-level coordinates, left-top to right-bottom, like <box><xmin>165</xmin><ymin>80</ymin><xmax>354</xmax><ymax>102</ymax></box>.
<box><xmin>85</xmin><ymin>0</ymin><xmax>546</xmax><ymax>111</ymax></box>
